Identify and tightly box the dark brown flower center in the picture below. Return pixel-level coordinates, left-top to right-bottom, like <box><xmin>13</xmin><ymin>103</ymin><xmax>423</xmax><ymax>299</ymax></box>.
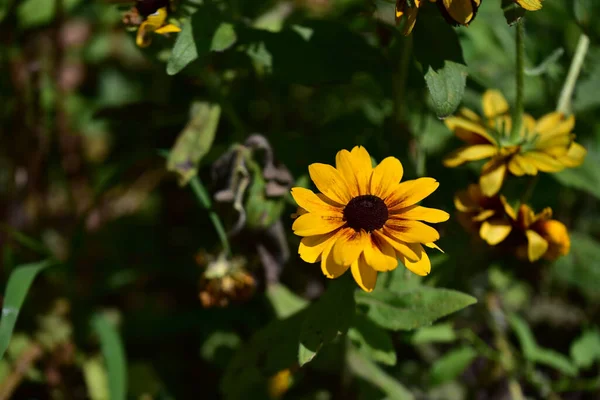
<box><xmin>136</xmin><ymin>0</ymin><xmax>169</xmax><ymax>16</ymax></box>
<box><xmin>343</xmin><ymin>195</ymin><xmax>388</xmax><ymax>232</ymax></box>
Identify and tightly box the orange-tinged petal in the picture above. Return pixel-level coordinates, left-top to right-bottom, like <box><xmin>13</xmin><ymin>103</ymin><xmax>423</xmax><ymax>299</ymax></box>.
<box><xmin>321</xmin><ymin>237</ymin><xmax>351</xmax><ymax>278</ymax></box>
<box><xmin>375</xmin><ymin>229</ymin><xmax>420</xmax><ymax>261</ymax></box>
<box><xmin>332</xmin><ymin>229</ymin><xmax>369</xmax><ymax>266</ymax></box>
<box><xmin>526</xmin><ymin>229</ymin><xmax>549</xmax><ymax>262</ymax></box>
<box><xmin>399</xmin><ymin>243</ymin><xmax>431</xmax><ymax>276</ymax></box>
<box><xmin>292</xmin><ymin>213</ymin><xmax>345</xmax><ymax>236</ymax></box>
<box><xmin>482</xmin><ymin>90</ymin><xmax>509</xmax><ymax>119</ymax></box>
<box><xmin>385</xmin><ymin>219</ymin><xmax>440</xmax><ymax>243</ymax></box>
<box><xmin>479</xmin><ymin>159</ymin><xmax>506</xmax><ymax>196</ymax></box>
<box><xmin>370</xmin><ymin>157</ymin><xmax>404</xmax><ymax>200</ymax></box>
<box><xmin>390</xmin><ymin>205</ymin><xmax>450</xmax><ymax>223</ymax></box>
<box><xmin>480</xmin><ymin>219</ymin><xmax>512</xmax><ymax>245</ymax></box>
<box><xmin>441</xmin><ymin>0</ymin><xmax>476</xmax><ymax>24</ymax></box>
<box><xmin>290</xmin><ymin>187</ymin><xmax>343</xmax><ymax>216</ymax></box>
<box><xmin>363</xmin><ymin>234</ymin><xmax>398</xmax><ymax>272</ymax></box>
<box><xmin>308</xmin><ymin>163</ymin><xmax>352</xmax><ymax>205</ymax></box>
<box><xmin>520</xmin><ymin>151</ymin><xmax>564</xmax><ymax>172</ymax></box>
<box><xmin>386</xmin><ymin>178</ymin><xmax>439</xmax><ymax>209</ymax></box>
<box><xmin>351</xmin><ymin>255</ymin><xmax>378</xmax><ymax>292</ymax></box>
<box><xmin>299</xmin><ymin>231</ymin><xmax>340</xmax><ymax>263</ymax></box>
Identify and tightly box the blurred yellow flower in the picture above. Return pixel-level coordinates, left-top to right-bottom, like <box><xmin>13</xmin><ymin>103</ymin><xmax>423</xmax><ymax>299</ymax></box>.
<box><xmin>454</xmin><ymin>183</ymin><xmax>503</xmax><ymax>233</ymax></box>
<box><xmin>514</xmin><ymin>0</ymin><xmax>543</xmax><ymax>11</ymax></box>
<box><xmin>395</xmin><ymin>0</ymin><xmax>480</xmax><ymax>35</ymax></box>
<box><xmin>268</xmin><ymin>369</ymin><xmax>293</xmax><ymax>399</ymax></box>
<box><xmin>480</xmin><ymin>200</ymin><xmax>570</xmax><ymax>262</ymax></box>
<box><xmin>444</xmin><ymin>89</ymin><xmax>586</xmax><ymax>196</ymax></box>
<box><xmin>291</xmin><ymin>146</ymin><xmax>449</xmax><ymax>292</ymax></box>
<box><xmin>136</xmin><ymin>7</ymin><xmax>181</xmax><ymax>48</ymax></box>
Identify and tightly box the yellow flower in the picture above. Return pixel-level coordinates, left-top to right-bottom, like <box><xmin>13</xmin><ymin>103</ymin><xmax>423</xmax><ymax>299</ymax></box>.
<box><xmin>454</xmin><ymin>183</ymin><xmax>503</xmax><ymax>233</ymax></box>
<box><xmin>136</xmin><ymin>7</ymin><xmax>181</xmax><ymax>48</ymax></box>
<box><xmin>480</xmin><ymin>200</ymin><xmax>570</xmax><ymax>262</ymax></box>
<box><xmin>268</xmin><ymin>369</ymin><xmax>293</xmax><ymax>399</ymax></box>
<box><xmin>444</xmin><ymin>89</ymin><xmax>586</xmax><ymax>196</ymax></box>
<box><xmin>290</xmin><ymin>146</ymin><xmax>449</xmax><ymax>292</ymax></box>
<box><xmin>395</xmin><ymin>0</ymin><xmax>481</xmax><ymax>35</ymax></box>
<box><xmin>514</xmin><ymin>0</ymin><xmax>543</xmax><ymax>11</ymax></box>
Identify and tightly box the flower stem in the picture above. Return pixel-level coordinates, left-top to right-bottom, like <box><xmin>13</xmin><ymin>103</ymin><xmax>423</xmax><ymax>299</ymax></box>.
<box><xmin>190</xmin><ymin>176</ymin><xmax>232</xmax><ymax>257</ymax></box>
<box><xmin>556</xmin><ymin>33</ymin><xmax>590</xmax><ymax>115</ymax></box>
<box><xmin>511</xmin><ymin>20</ymin><xmax>525</xmax><ymax>141</ymax></box>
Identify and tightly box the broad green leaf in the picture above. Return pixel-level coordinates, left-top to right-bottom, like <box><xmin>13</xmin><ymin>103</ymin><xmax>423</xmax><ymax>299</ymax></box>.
<box><xmin>0</xmin><ymin>259</ymin><xmax>53</xmax><ymax>360</ymax></box>
<box><xmin>166</xmin><ymin>102</ymin><xmax>221</xmax><ymax>186</ymax></box>
<box><xmin>414</xmin><ymin>15</ymin><xmax>467</xmax><ymax>118</ymax></box>
<box><xmin>91</xmin><ymin>313</ymin><xmax>127</xmax><ymax>400</ymax></box>
<box><xmin>166</xmin><ymin>6</ymin><xmax>221</xmax><ymax>75</ymax></box>
<box><xmin>267</xmin><ymin>284</ymin><xmax>309</xmax><ymax>319</ymax></box>
<box><xmin>348</xmin><ymin>314</ymin><xmax>396</xmax><ymax>366</ymax></box>
<box><xmin>430</xmin><ymin>346</ymin><xmax>477</xmax><ymax>386</ymax></box>
<box><xmin>412</xmin><ymin>323</ymin><xmax>457</xmax><ymax>345</ymax></box>
<box><xmin>347</xmin><ymin>347</ymin><xmax>414</xmax><ymax>400</ymax></box>
<box><xmin>211</xmin><ymin>23</ymin><xmax>237</xmax><ymax>52</ymax></box>
<box><xmin>570</xmin><ymin>329</ymin><xmax>600</xmax><ymax>369</ymax></box>
<box><xmin>356</xmin><ymin>288</ymin><xmax>476</xmax><ymax>331</ymax></box>
<box><xmin>552</xmin><ymin>232</ymin><xmax>600</xmax><ymax>298</ymax></box>
<box><xmin>509</xmin><ymin>314</ymin><xmax>578</xmax><ymax>376</ymax></box>
<box><xmin>298</xmin><ymin>276</ymin><xmax>356</xmax><ymax>366</ymax></box>
<box><xmin>553</xmin><ymin>156</ymin><xmax>600</xmax><ymax>200</ymax></box>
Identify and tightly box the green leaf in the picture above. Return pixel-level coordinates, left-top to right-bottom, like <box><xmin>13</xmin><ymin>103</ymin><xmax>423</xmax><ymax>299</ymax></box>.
<box><xmin>0</xmin><ymin>0</ymin><xmax>15</xmax><ymax>23</ymax></box>
<box><xmin>509</xmin><ymin>314</ymin><xmax>578</xmax><ymax>376</ymax></box>
<box><xmin>266</xmin><ymin>284</ymin><xmax>309</xmax><ymax>319</ymax></box>
<box><xmin>553</xmin><ymin>156</ymin><xmax>600</xmax><ymax>200</ymax></box>
<box><xmin>166</xmin><ymin>6</ymin><xmax>221</xmax><ymax>75</ymax></box>
<box><xmin>414</xmin><ymin>15</ymin><xmax>468</xmax><ymax>118</ymax></box>
<box><xmin>347</xmin><ymin>347</ymin><xmax>414</xmax><ymax>400</ymax></box>
<box><xmin>356</xmin><ymin>287</ymin><xmax>476</xmax><ymax>331</ymax></box>
<box><xmin>91</xmin><ymin>313</ymin><xmax>127</xmax><ymax>400</ymax></box>
<box><xmin>166</xmin><ymin>102</ymin><xmax>221</xmax><ymax>185</ymax></box>
<box><xmin>298</xmin><ymin>276</ymin><xmax>356</xmax><ymax>366</ymax></box>
<box><xmin>0</xmin><ymin>259</ymin><xmax>53</xmax><ymax>360</ymax></box>
<box><xmin>412</xmin><ymin>323</ymin><xmax>457</xmax><ymax>345</ymax></box>
<box><xmin>17</xmin><ymin>0</ymin><xmax>81</xmax><ymax>28</ymax></box>
<box><xmin>211</xmin><ymin>23</ymin><xmax>238</xmax><ymax>52</ymax></box>
<box><xmin>430</xmin><ymin>346</ymin><xmax>477</xmax><ymax>386</ymax></box>
<box><xmin>570</xmin><ymin>329</ymin><xmax>600</xmax><ymax>369</ymax></box>
<box><xmin>552</xmin><ymin>232</ymin><xmax>600</xmax><ymax>298</ymax></box>
<box><xmin>348</xmin><ymin>314</ymin><xmax>397</xmax><ymax>366</ymax></box>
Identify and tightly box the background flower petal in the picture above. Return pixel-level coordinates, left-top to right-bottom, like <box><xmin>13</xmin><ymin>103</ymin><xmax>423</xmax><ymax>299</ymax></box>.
<box><xmin>480</xmin><ymin>219</ymin><xmax>512</xmax><ymax>245</ymax></box>
<box><xmin>482</xmin><ymin>89</ymin><xmax>509</xmax><ymax>119</ymax></box>
<box><xmin>526</xmin><ymin>229</ymin><xmax>549</xmax><ymax>262</ymax></box>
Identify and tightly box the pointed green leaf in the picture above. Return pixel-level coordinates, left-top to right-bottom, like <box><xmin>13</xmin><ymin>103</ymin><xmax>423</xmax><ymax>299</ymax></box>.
<box><xmin>211</xmin><ymin>23</ymin><xmax>237</xmax><ymax>52</ymax></box>
<box><xmin>91</xmin><ymin>313</ymin><xmax>127</xmax><ymax>400</ymax></box>
<box><xmin>412</xmin><ymin>323</ymin><xmax>457</xmax><ymax>345</ymax></box>
<box><xmin>356</xmin><ymin>288</ymin><xmax>476</xmax><ymax>331</ymax></box>
<box><xmin>348</xmin><ymin>314</ymin><xmax>396</xmax><ymax>366</ymax></box>
<box><xmin>430</xmin><ymin>346</ymin><xmax>477</xmax><ymax>386</ymax></box>
<box><xmin>0</xmin><ymin>259</ymin><xmax>54</xmax><ymax>360</ymax></box>
<box><xmin>267</xmin><ymin>284</ymin><xmax>308</xmax><ymax>319</ymax></box>
<box><xmin>570</xmin><ymin>329</ymin><xmax>600</xmax><ymax>369</ymax></box>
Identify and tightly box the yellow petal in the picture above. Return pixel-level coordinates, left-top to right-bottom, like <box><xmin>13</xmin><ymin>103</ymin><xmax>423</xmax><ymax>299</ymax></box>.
<box><xmin>370</xmin><ymin>157</ymin><xmax>404</xmax><ymax>200</ymax></box>
<box><xmin>480</xmin><ymin>219</ymin><xmax>512</xmax><ymax>245</ymax></box>
<box><xmin>391</xmin><ymin>206</ymin><xmax>450</xmax><ymax>223</ymax></box>
<box><xmin>351</xmin><ymin>255</ymin><xmax>378</xmax><ymax>292</ymax></box>
<box><xmin>385</xmin><ymin>219</ymin><xmax>440</xmax><ymax>243</ymax></box>
<box><xmin>479</xmin><ymin>159</ymin><xmax>507</xmax><ymax>196</ymax></box>
<box><xmin>500</xmin><ymin>196</ymin><xmax>517</xmax><ymax>221</ymax></box>
<box><xmin>399</xmin><ymin>243</ymin><xmax>431</xmax><ymax>276</ymax></box>
<box><xmin>363</xmin><ymin>234</ymin><xmax>399</xmax><ymax>272</ymax></box>
<box><xmin>508</xmin><ymin>154</ymin><xmax>537</xmax><ymax>176</ymax></box>
<box><xmin>520</xmin><ymin>151</ymin><xmax>564</xmax><ymax>173</ymax></box>
<box><xmin>482</xmin><ymin>90</ymin><xmax>509</xmax><ymax>119</ymax></box>
<box><xmin>299</xmin><ymin>231</ymin><xmax>340</xmax><ymax>263</ymax></box>
<box><xmin>332</xmin><ymin>229</ymin><xmax>369</xmax><ymax>266</ymax></box>
<box><xmin>308</xmin><ymin>163</ymin><xmax>352</xmax><ymax>205</ymax></box>
<box><xmin>424</xmin><ymin>242</ymin><xmax>444</xmax><ymax>252</ymax></box>
<box><xmin>515</xmin><ymin>0</ymin><xmax>543</xmax><ymax>11</ymax></box>
<box><xmin>443</xmin><ymin>144</ymin><xmax>498</xmax><ymax>167</ymax></box>
<box><xmin>473</xmin><ymin>209</ymin><xmax>496</xmax><ymax>222</ymax></box>
<box><xmin>526</xmin><ymin>229</ymin><xmax>549</xmax><ymax>262</ymax></box>
<box><xmin>445</xmin><ymin>117</ymin><xmax>497</xmax><ymax>145</ymax></box>
<box><xmin>557</xmin><ymin>142</ymin><xmax>586</xmax><ymax>168</ymax></box>
<box><xmin>458</xmin><ymin>107</ymin><xmax>482</xmax><ymax>122</ymax></box>
<box><xmin>385</xmin><ymin>178</ymin><xmax>440</xmax><ymax>209</ymax></box>
<box><xmin>398</xmin><ymin>3</ymin><xmax>420</xmax><ymax>35</ymax></box>
<box><xmin>155</xmin><ymin>24</ymin><xmax>182</xmax><ymax>34</ymax></box>
<box><xmin>441</xmin><ymin>0</ymin><xmax>476</xmax><ymax>25</ymax></box>
<box><xmin>321</xmin><ymin>238</ymin><xmax>351</xmax><ymax>278</ymax></box>
<box><xmin>375</xmin><ymin>230</ymin><xmax>420</xmax><ymax>262</ymax></box>
<box><xmin>290</xmin><ymin>187</ymin><xmax>343</xmax><ymax>216</ymax></box>
<box><xmin>535</xmin><ymin>112</ymin><xmax>574</xmax><ymax>140</ymax></box>
<box><xmin>292</xmin><ymin>213</ymin><xmax>345</xmax><ymax>236</ymax></box>
<box><xmin>336</xmin><ymin>148</ymin><xmax>372</xmax><ymax>197</ymax></box>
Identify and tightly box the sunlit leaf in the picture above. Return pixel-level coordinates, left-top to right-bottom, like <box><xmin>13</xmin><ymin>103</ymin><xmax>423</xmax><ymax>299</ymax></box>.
<box><xmin>211</xmin><ymin>23</ymin><xmax>237</xmax><ymax>52</ymax></box>
<box><xmin>91</xmin><ymin>313</ymin><xmax>127</xmax><ymax>400</ymax></box>
<box><xmin>267</xmin><ymin>284</ymin><xmax>309</xmax><ymax>319</ymax></box>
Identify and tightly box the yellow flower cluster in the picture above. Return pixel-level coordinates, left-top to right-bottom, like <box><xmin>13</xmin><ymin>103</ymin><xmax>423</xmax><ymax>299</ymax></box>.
<box><xmin>446</xmin><ymin>90</ymin><xmax>582</xmax><ymax>262</ymax></box>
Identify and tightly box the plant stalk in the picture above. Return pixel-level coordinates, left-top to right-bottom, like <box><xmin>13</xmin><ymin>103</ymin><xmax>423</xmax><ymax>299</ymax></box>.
<box><xmin>511</xmin><ymin>20</ymin><xmax>525</xmax><ymax>141</ymax></box>
<box><xmin>556</xmin><ymin>33</ymin><xmax>590</xmax><ymax>115</ymax></box>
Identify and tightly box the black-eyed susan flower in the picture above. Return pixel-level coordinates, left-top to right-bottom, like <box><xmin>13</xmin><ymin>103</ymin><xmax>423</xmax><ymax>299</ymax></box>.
<box><xmin>514</xmin><ymin>0</ymin><xmax>542</xmax><ymax>11</ymax></box>
<box><xmin>291</xmin><ymin>146</ymin><xmax>449</xmax><ymax>292</ymax></box>
<box><xmin>443</xmin><ymin>89</ymin><xmax>586</xmax><ymax>196</ymax></box>
<box><xmin>454</xmin><ymin>183</ymin><xmax>503</xmax><ymax>233</ymax></box>
<box><xmin>395</xmin><ymin>0</ymin><xmax>481</xmax><ymax>35</ymax></box>
<box><xmin>480</xmin><ymin>200</ymin><xmax>570</xmax><ymax>262</ymax></box>
<box><xmin>134</xmin><ymin>1</ymin><xmax>181</xmax><ymax>48</ymax></box>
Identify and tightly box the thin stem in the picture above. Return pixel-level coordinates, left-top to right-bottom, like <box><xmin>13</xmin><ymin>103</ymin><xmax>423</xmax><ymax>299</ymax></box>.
<box><xmin>511</xmin><ymin>20</ymin><xmax>525</xmax><ymax>141</ymax></box>
<box><xmin>190</xmin><ymin>176</ymin><xmax>232</xmax><ymax>257</ymax></box>
<box><xmin>556</xmin><ymin>33</ymin><xmax>590</xmax><ymax>115</ymax></box>
<box><xmin>393</xmin><ymin>34</ymin><xmax>413</xmax><ymax>124</ymax></box>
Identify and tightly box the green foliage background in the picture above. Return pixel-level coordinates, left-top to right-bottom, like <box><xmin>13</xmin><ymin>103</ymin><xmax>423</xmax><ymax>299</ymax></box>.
<box><xmin>1</xmin><ymin>0</ymin><xmax>600</xmax><ymax>399</ymax></box>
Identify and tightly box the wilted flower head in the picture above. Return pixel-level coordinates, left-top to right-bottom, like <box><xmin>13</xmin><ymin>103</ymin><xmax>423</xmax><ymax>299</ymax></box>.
<box><xmin>125</xmin><ymin>0</ymin><xmax>181</xmax><ymax>47</ymax></box>
<box><xmin>198</xmin><ymin>253</ymin><xmax>256</xmax><ymax>308</ymax></box>
<box><xmin>291</xmin><ymin>146</ymin><xmax>449</xmax><ymax>292</ymax></box>
<box><xmin>444</xmin><ymin>90</ymin><xmax>586</xmax><ymax>196</ymax></box>
<box><xmin>395</xmin><ymin>0</ymin><xmax>481</xmax><ymax>35</ymax></box>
